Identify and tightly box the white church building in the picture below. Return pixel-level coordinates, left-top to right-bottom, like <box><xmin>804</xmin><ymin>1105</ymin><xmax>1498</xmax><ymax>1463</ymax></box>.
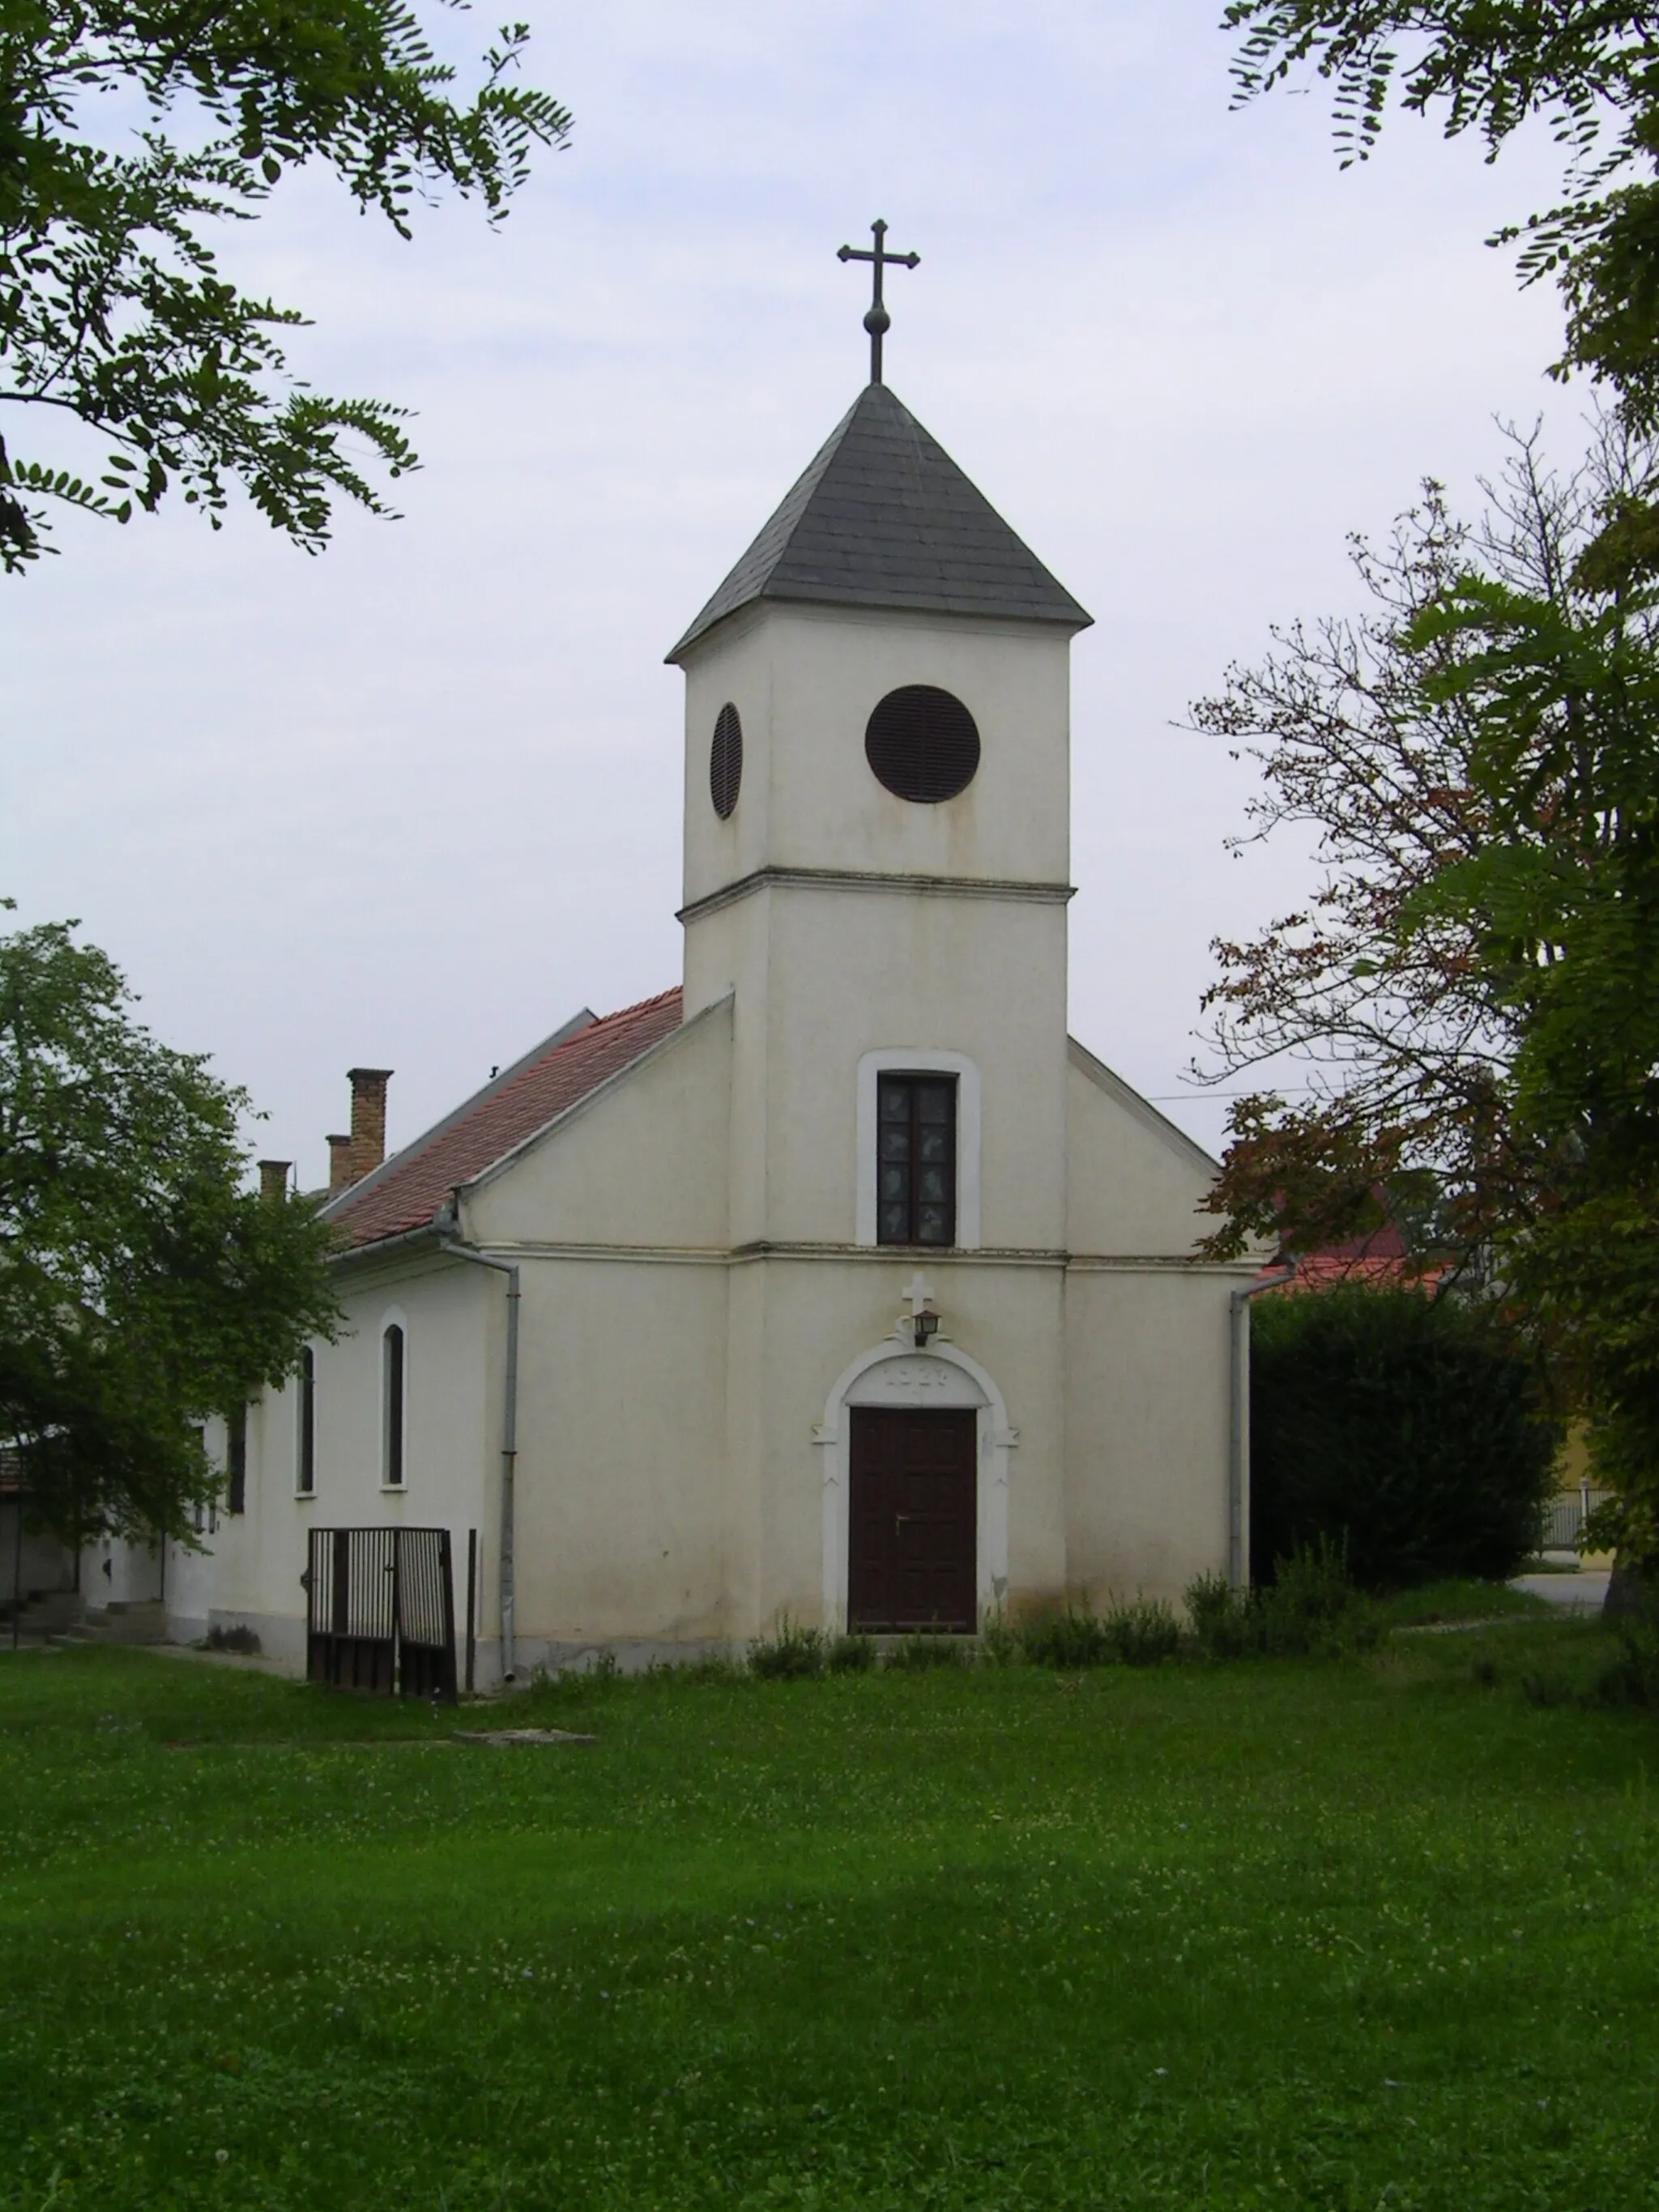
<box><xmin>143</xmin><ymin>330</ymin><xmax>1257</xmax><ymax>1683</ymax></box>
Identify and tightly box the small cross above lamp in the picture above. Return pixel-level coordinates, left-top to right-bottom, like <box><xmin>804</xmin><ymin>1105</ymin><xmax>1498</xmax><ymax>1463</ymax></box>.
<box><xmin>901</xmin><ymin>1269</ymin><xmax>941</xmax><ymax>1349</ymax></box>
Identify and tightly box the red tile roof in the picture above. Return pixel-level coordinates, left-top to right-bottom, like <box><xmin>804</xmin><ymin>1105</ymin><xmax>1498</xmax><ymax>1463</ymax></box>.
<box><xmin>326</xmin><ymin>987</ymin><xmax>683</xmax><ymax>1252</ymax></box>
<box><xmin>1252</xmin><ymin>1185</ymin><xmax>1426</xmax><ymax>1292</ymax></box>
<box><xmin>1253</xmin><ymin>1219</ymin><xmax>1444</xmax><ymax>1294</ymax></box>
<box><xmin>1270</xmin><ymin>1253</ymin><xmax>1433</xmax><ymax>1292</ymax></box>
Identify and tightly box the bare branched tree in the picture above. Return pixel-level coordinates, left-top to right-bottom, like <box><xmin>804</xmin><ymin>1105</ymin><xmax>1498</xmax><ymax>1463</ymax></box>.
<box><xmin>1189</xmin><ymin>419</ymin><xmax>1651</xmax><ymax>1272</ymax></box>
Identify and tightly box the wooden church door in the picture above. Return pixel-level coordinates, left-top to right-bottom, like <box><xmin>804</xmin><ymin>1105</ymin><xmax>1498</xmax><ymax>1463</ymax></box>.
<box><xmin>847</xmin><ymin>1407</ymin><xmax>977</xmax><ymax>1633</ymax></box>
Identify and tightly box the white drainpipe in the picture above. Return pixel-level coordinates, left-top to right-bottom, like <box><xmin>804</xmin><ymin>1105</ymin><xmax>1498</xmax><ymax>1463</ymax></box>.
<box><xmin>441</xmin><ymin>1239</ymin><xmax>521</xmax><ymax>1684</ymax></box>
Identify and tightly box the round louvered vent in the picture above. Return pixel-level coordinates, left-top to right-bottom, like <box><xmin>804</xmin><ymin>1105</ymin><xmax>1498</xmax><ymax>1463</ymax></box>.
<box><xmin>710</xmin><ymin>702</ymin><xmax>743</xmax><ymax>820</ymax></box>
<box><xmin>864</xmin><ymin>686</ymin><xmax>980</xmax><ymax>803</ymax></box>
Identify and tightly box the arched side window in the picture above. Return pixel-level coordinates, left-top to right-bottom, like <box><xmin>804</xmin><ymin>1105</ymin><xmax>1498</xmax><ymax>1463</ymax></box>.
<box><xmin>382</xmin><ymin>1324</ymin><xmax>406</xmax><ymax>1490</ymax></box>
<box><xmin>296</xmin><ymin>1347</ymin><xmax>317</xmax><ymax>1496</ymax></box>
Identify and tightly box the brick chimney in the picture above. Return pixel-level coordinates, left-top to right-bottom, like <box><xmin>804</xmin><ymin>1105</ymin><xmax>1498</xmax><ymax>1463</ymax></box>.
<box><xmin>348</xmin><ymin>1068</ymin><xmax>393</xmax><ymax>1183</ymax></box>
<box><xmin>327</xmin><ymin>1133</ymin><xmax>356</xmax><ymax>1196</ymax></box>
<box><xmin>258</xmin><ymin>1159</ymin><xmax>291</xmax><ymax>1204</ymax></box>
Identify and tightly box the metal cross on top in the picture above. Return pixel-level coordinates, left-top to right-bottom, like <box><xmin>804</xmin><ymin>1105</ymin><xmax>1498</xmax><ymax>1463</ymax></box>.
<box><xmin>838</xmin><ymin>219</ymin><xmax>919</xmax><ymax>386</ymax></box>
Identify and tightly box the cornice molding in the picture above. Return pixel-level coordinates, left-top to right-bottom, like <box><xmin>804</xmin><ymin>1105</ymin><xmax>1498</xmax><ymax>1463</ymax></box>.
<box><xmin>331</xmin><ymin>1235</ymin><xmax>1245</xmax><ymax>1276</ymax></box>
<box><xmin>678</xmin><ymin>865</ymin><xmax>1075</xmax><ymax>926</ymax></box>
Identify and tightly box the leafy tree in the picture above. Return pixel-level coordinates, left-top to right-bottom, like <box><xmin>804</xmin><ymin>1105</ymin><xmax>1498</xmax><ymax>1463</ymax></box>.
<box><xmin>1405</xmin><ymin>475</ymin><xmax>1659</xmax><ymax>1557</ymax></box>
<box><xmin>0</xmin><ymin>908</ymin><xmax>339</xmax><ymax>1541</ymax></box>
<box><xmin>0</xmin><ymin>0</ymin><xmax>572</xmax><ymax>570</ymax></box>
<box><xmin>1218</xmin><ymin>10</ymin><xmax>1659</xmax><ymax>1559</ymax></box>
<box><xmin>1223</xmin><ymin>4</ymin><xmax>1659</xmax><ymax>428</ymax></box>
<box><xmin>1194</xmin><ymin>421</ymin><xmax>1659</xmax><ymax>1557</ymax></box>
<box><xmin>1192</xmin><ymin>424</ymin><xmax>1593</xmax><ymax>1269</ymax></box>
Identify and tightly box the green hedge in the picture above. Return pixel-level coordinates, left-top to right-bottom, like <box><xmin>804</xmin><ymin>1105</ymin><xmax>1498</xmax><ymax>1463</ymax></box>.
<box><xmin>1250</xmin><ymin>1285</ymin><xmax>1559</xmax><ymax>1591</ymax></box>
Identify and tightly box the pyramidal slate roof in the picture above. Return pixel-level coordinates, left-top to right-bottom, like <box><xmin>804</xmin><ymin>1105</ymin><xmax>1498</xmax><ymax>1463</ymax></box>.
<box><xmin>667</xmin><ymin>383</ymin><xmax>1091</xmax><ymax>660</ymax></box>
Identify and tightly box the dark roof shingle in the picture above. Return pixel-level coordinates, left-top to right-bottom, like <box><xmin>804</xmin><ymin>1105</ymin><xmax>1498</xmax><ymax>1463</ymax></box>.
<box><xmin>667</xmin><ymin>383</ymin><xmax>1091</xmax><ymax>659</ymax></box>
<box><xmin>326</xmin><ymin>987</ymin><xmax>684</xmax><ymax>1251</ymax></box>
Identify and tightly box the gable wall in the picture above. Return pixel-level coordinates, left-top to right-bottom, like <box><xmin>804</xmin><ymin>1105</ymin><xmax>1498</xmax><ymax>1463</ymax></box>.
<box><xmin>1064</xmin><ymin>1051</ymin><xmax>1216</xmax><ymax>1257</ymax></box>
<box><xmin>463</xmin><ymin>999</ymin><xmax>731</xmax><ymax>1251</ymax></box>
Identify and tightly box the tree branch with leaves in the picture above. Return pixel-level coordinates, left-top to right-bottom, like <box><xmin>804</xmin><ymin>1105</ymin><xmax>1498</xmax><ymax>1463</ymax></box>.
<box><xmin>0</xmin><ymin>0</ymin><xmax>572</xmax><ymax>569</ymax></box>
<box><xmin>1224</xmin><ymin>4</ymin><xmax>1659</xmax><ymax>431</ymax></box>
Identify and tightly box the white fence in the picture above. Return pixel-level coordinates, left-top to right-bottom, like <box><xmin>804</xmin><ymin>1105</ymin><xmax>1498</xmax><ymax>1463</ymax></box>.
<box><xmin>1541</xmin><ymin>1485</ymin><xmax>1614</xmax><ymax>1552</ymax></box>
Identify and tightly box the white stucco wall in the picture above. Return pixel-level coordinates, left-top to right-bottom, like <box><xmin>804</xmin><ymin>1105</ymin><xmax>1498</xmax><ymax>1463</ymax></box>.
<box><xmin>504</xmin><ymin>1254</ymin><xmax>731</xmax><ymax>1666</ymax></box>
<box><xmin>497</xmin><ymin>1246</ymin><xmax>1070</xmax><ymax>1656</ymax></box>
<box><xmin>1060</xmin><ymin>1038</ymin><xmax>1244</xmax><ymax>1605</ymax></box>
<box><xmin>168</xmin><ymin>1258</ymin><xmax>498</xmax><ymax>1670</ymax></box>
<box><xmin>1063</xmin><ymin>1266</ymin><xmax>1240</xmax><ymax>1606</ymax></box>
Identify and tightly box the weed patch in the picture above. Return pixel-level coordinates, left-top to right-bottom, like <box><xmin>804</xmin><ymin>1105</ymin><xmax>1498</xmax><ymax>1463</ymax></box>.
<box><xmin>883</xmin><ymin>1630</ymin><xmax>967</xmax><ymax>1671</ymax></box>
<box><xmin>200</xmin><ymin>1623</ymin><xmax>260</xmax><ymax>1655</ymax></box>
<box><xmin>1017</xmin><ymin>1596</ymin><xmax>1182</xmax><ymax>1669</ymax></box>
<box><xmin>747</xmin><ymin>1617</ymin><xmax>827</xmax><ymax>1679</ymax></box>
<box><xmin>1187</xmin><ymin>1539</ymin><xmax>1382</xmax><ymax>1659</ymax></box>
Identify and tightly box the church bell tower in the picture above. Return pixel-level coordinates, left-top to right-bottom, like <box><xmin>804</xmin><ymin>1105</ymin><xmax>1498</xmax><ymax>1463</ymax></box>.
<box><xmin>667</xmin><ymin>227</ymin><xmax>1092</xmax><ymax>1260</ymax></box>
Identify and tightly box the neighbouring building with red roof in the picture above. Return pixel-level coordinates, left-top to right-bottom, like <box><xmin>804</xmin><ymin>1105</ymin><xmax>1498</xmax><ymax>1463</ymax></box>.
<box><xmin>127</xmin><ymin>363</ymin><xmax>1255</xmax><ymax>1681</ymax></box>
<box><xmin>1251</xmin><ymin>1191</ymin><xmax>1450</xmax><ymax>1296</ymax></box>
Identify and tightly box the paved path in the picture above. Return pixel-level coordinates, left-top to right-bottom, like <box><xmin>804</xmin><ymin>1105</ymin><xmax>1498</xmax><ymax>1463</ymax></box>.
<box><xmin>1510</xmin><ymin>1569</ymin><xmax>1610</xmax><ymax>1613</ymax></box>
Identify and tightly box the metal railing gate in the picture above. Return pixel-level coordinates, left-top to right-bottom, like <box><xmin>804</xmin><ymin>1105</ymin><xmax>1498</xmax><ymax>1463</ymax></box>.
<box><xmin>304</xmin><ymin>1527</ymin><xmax>458</xmax><ymax>1701</ymax></box>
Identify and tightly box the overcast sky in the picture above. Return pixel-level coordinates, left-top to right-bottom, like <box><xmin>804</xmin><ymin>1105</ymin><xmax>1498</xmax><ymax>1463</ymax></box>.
<box><xmin>2</xmin><ymin>0</ymin><xmax>1580</xmax><ymax>1182</ymax></box>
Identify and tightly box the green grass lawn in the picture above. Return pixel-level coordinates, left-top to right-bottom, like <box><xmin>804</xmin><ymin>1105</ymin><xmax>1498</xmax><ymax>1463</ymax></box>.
<box><xmin>2</xmin><ymin>1619</ymin><xmax>1657</xmax><ymax>2211</ymax></box>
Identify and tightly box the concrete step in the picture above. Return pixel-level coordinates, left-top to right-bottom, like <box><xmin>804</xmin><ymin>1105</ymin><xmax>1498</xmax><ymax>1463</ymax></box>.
<box><xmin>9</xmin><ymin>1594</ymin><xmax>168</xmax><ymax>1646</ymax></box>
<box><xmin>99</xmin><ymin>1601</ymin><xmax>168</xmax><ymax>1645</ymax></box>
<box><xmin>11</xmin><ymin>1593</ymin><xmax>85</xmax><ymax>1634</ymax></box>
